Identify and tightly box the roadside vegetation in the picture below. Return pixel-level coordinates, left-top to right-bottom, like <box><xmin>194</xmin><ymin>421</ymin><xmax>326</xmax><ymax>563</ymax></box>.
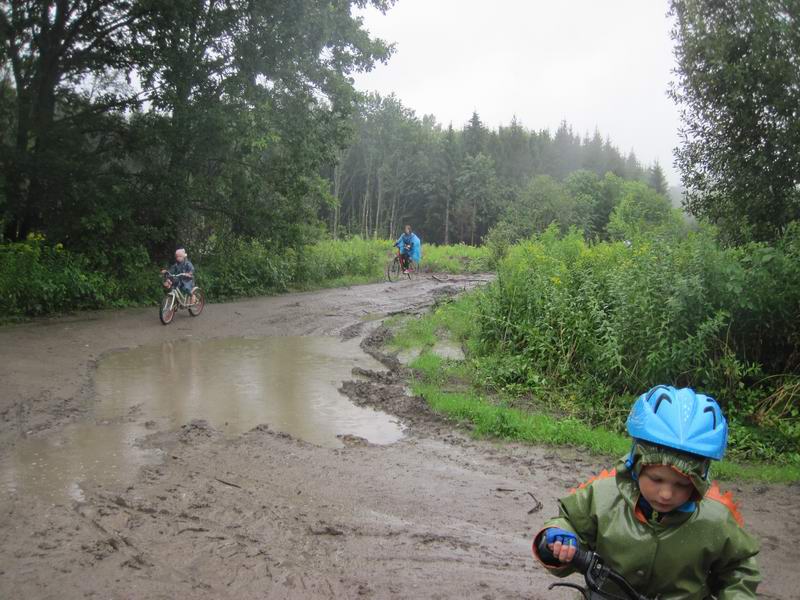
<box><xmin>0</xmin><ymin>236</ymin><xmax>493</xmax><ymax>318</ymax></box>
<box><xmin>419</xmin><ymin>244</ymin><xmax>491</xmax><ymax>274</ymax></box>
<box><xmin>390</xmin><ymin>276</ymin><xmax>800</xmax><ymax>483</ymax></box>
<box><xmin>389</xmin><ymin>217</ymin><xmax>800</xmax><ymax>482</ymax></box>
<box><xmin>0</xmin><ymin>2</ymin><xmax>666</xmax><ymax>324</ymax></box>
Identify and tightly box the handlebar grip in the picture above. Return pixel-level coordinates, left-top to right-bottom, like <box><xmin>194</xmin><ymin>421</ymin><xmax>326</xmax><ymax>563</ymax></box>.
<box><xmin>536</xmin><ymin>535</ymin><xmax>592</xmax><ymax>572</ymax></box>
<box><xmin>571</xmin><ymin>548</ymin><xmax>594</xmax><ymax>574</ymax></box>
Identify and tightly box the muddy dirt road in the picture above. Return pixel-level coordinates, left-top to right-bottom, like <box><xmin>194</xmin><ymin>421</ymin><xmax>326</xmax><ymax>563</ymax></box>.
<box><xmin>1</xmin><ymin>276</ymin><xmax>798</xmax><ymax>599</ymax></box>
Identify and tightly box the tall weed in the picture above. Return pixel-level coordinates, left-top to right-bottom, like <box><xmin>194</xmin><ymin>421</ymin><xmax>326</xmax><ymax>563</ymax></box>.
<box><xmin>295</xmin><ymin>237</ymin><xmax>385</xmax><ymax>284</ymax></box>
<box><xmin>422</xmin><ymin>244</ymin><xmax>491</xmax><ymax>273</ymax></box>
<box><xmin>473</xmin><ymin>225</ymin><xmax>800</xmax><ymax>461</ymax></box>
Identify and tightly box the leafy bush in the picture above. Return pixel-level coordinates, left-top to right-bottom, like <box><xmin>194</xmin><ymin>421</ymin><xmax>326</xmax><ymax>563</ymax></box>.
<box><xmin>472</xmin><ymin>224</ymin><xmax>800</xmax><ymax>462</ymax></box>
<box><xmin>199</xmin><ymin>237</ymin><xmax>296</xmax><ymax>298</ymax></box>
<box><xmin>0</xmin><ymin>236</ymin><xmax>109</xmax><ymax>316</ymax></box>
<box><xmin>605</xmin><ymin>182</ymin><xmax>677</xmax><ymax>240</ymax></box>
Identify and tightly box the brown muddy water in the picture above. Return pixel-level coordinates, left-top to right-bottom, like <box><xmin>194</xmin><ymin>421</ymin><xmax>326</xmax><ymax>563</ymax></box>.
<box><xmin>1</xmin><ymin>336</ymin><xmax>404</xmax><ymax>503</ymax></box>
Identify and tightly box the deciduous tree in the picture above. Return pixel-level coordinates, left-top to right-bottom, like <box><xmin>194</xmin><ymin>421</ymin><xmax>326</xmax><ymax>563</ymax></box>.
<box><xmin>670</xmin><ymin>0</ymin><xmax>800</xmax><ymax>243</ymax></box>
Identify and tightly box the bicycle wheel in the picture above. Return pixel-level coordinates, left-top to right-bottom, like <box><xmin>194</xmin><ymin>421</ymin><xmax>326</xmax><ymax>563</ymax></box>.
<box><xmin>387</xmin><ymin>256</ymin><xmax>402</xmax><ymax>282</ymax></box>
<box><xmin>189</xmin><ymin>288</ymin><xmax>205</xmax><ymax>317</ymax></box>
<box><xmin>159</xmin><ymin>294</ymin><xmax>176</xmax><ymax>325</ymax></box>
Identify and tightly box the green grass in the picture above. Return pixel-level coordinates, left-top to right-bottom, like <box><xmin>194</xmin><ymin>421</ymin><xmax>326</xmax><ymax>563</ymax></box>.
<box><xmin>422</xmin><ymin>243</ymin><xmax>491</xmax><ymax>273</ymax></box>
<box><xmin>474</xmin><ymin>226</ymin><xmax>800</xmax><ymax>467</ymax></box>
<box><xmin>390</xmin><ymin>298</ymin><xmax>800</xmax><ymax>484</ymax></box>
<box><xmin>412</xmin><ymin>380</ymin><xmax>631</xmax><ymax>454</ymax></box>
<box><xmin>390</xmin><ymin>292</ymin><xmax>481</xmax><ymax>351</ymax></box>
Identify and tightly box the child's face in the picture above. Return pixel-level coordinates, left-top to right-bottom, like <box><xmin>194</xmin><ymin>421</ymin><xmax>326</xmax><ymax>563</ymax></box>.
<box><xmin>638</xmin><ymin>464</ymin><xmax>694</xmax><ymax>512</ymax></box>
<box><xmin>175</xmin><ymin>252</ymin><xmax>184</xmax><ymax>263</ymax></box>
<box><xmin>404</xmin><ymin>226</ymin><xmax>411</xmax><ymax>234</ymax></box>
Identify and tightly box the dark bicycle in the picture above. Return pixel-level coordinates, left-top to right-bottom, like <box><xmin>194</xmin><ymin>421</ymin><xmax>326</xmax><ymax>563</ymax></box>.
<box><xmin>386</xmin><ymin>246</ymin><xmax>418</xmax><ymax>282</ymax></box>
<box><xmin>538</xmin><ymin>538</ymin><xmax>652</xmax><ymax>600</ymax></box>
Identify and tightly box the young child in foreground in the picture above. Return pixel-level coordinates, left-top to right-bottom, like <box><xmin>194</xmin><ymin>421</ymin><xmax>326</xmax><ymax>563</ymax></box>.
<box><xmin>534</xmin><ymin>385</ymin><xmax>760</xmax><ymax>599</ymax></box>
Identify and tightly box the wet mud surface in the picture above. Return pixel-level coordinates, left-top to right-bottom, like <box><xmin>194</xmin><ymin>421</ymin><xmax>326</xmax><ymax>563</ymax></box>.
<box><xmin>2</xmin><ymin>336</ymin><xmax>403</xmax><ymax>504</ymax></box>
<box><xmin>1</xmin><ymin>275</ymin><xmax>799</xmax><ymax>599</ymax></box>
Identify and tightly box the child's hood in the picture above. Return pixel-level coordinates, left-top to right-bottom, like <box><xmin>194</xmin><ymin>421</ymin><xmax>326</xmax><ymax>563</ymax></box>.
<box><xmin>624</xmin><ymin>440</ymin><xmax>711</xmax><ymax>497</ymax></box>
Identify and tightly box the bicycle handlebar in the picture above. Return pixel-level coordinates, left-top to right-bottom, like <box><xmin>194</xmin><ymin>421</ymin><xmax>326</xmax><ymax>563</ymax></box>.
<box><xmin>538</xmin><ymin>538</ymin><xmax>652</xmax><ymax>600</ymax></box>
<box><xmin>570</xmin><ymin>547</ymin><xmax>594</xmax><ymax>574</ymax></box>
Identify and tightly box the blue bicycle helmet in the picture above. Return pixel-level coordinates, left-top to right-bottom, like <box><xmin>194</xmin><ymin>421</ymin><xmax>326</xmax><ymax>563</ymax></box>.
<box><xmin>626</xmin><ymin>385</ymin><xmax>727</xmax><ymax>461</ymax></box>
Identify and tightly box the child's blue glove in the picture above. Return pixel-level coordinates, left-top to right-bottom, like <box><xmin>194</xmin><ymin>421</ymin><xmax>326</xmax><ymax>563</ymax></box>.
<box><xmin>545</xmin><ymin>527</ymin><xmax>579</xmax><ymax>548</ymax></box>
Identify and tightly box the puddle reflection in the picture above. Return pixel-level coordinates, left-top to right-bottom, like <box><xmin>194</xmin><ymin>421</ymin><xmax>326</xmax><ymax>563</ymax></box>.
<box><xmin>2</xmin><ymin>336</ymin><xmax>404</xmax><ymax>503</ymax></box>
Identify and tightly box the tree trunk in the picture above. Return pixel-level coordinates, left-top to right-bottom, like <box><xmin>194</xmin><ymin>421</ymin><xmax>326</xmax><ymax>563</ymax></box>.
<box><xmin>374</xmin><ymin>171</ymin><xmax>383</xmax><ymax>239</ymax></box>
<box><xmin>470</xmin><ymin>198</ymin><xmax>477</xmax><ymax>245</ymax></box>
<box><xmin>4</xmin><ymin>88</ymin><xmax>32</xmax><ymax>240</ymax></box>
<box><xmin>332</xmin><ymin>160</ymin><xmax>344</xmax><ymax>239</ymax></box>
<box><xmin>362</xmin><ymin>169</ymin><xmax>371</xmax><ymax>238</ymax></box>
<box><xmin>389</xmin><ymin>189</ymin><xmax>398</xmax><ymax>240</ymax></box>
<box><xmin>5</xmin><ymin>16</ymin><xmax>62</xmax><ymax>239</ymax></box>
<box><xmin>444</xmin><ymin>192</ymin><xmax>450</xmax><ymax>246</ymax></box>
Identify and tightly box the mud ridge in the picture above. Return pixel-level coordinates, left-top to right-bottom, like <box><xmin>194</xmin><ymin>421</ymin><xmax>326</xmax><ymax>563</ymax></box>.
<box><xmin>359</xmin><ymin>324</ymin><xmax>404</xmax><ymax>372</ymax></box>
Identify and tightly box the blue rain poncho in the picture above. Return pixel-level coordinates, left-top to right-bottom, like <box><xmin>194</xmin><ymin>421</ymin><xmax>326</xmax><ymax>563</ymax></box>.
<box><xmin>169</xmin><ymin>259</ymin><xmax>195</xmax><ymax>294</ymax></box>
<box><xmin>395</xmin><ymin>232</ymin><xmax>421</xmax><ymax>263</ymax></box>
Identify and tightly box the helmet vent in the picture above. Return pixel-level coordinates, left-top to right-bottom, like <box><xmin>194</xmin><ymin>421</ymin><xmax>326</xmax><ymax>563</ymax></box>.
<box><xmin>703</xmin><ymin>406</ymin><xmax>717</xmax><ymax>429</ymax></box>
<box><xmin>653</xmin><ymin>393</ymin><xmax>672</xmax><ymax>413</ymax></box>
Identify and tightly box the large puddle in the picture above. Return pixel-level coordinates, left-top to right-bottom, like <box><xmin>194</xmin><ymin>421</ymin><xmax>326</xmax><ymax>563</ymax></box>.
<box><xmin>1</xmin><ymin>336</ymin><xmax>404</xmax><ymax>503</ymax></box>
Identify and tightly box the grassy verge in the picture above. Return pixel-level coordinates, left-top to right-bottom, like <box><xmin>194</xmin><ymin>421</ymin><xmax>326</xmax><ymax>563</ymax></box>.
<box><xmin>421</xmin><ymin>243</ymin><xmax>491</xmax><ymax>273</ymax></box>
<box><xmin>390</xmin><ymin>296</ymin><xmax>800</xmax><ymax>484</ymax></box>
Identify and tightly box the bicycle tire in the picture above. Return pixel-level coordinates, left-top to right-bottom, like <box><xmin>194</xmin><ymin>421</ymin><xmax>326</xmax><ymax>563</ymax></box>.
<box><xmin>188</xmin><ymin>288</ymin><xmax>205</xmax><ymax>317</ymax></box>
<box><xmin>407</xmin><ymin>260</ymin><xmax>419</xmax><ymax>279</ymax></box>
<box><xmin>159</xmin><ymin>294</ymin><xmax>176</xmax><ymax>325</ymax></box>
<box><xmin>387</xmin><ymin>256</ymin><xmax>402</xmax><ymax>282</ymax></box>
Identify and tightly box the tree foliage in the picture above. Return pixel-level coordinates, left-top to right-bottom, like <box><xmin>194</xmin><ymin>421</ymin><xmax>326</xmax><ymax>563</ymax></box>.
<box><xmin>0</xmin><ymin>0</ymin><xmax>393</xmax><ymax>259</ymax></box>
<box><xmin>606</xmin><ymin>181</ymin><xmax>677</xmax><ymax>240</ymax></box>
<box><xmin>670</xmin><ymin>0</ymin><xmax>800</xmax><ymax>243</ymax></box>
<box><xmin>1</xmin><ymin>1</ymin><xmax>674</xmax><ymax>279</ymax></box>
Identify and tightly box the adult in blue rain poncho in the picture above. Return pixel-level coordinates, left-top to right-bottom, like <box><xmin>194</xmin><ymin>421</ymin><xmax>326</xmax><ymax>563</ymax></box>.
<box><xmin>395</xmin><ymin>224</ymin><xmax>421</xmax><ymax>273</ymax></box>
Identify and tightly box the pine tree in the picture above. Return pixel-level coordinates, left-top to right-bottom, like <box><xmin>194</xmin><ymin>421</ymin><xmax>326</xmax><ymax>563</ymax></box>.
<box><xmin>648</xmin><ymin>162</ymin><xmax>669</xmax><ymax>195</ymax></box>
<box><xmin>463</xmin><ymin>111</ymin><xmax>487</xmax><ymax>157</ymax></box>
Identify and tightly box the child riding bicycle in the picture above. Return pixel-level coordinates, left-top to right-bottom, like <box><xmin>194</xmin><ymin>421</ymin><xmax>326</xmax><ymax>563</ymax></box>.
<box><xmin>395</xmin><ymin>224</ymin><xmax>421</xmax><ymax>274</ymax></box>
<box><xmin>534</xmin><ymin>385</ymin><xmax>760</xmax><ymax>599</ymax></box>
<box><xmin>161</xmin><ymin>248</ymin><xmax>196</xmax><ymax>304</ymax></box>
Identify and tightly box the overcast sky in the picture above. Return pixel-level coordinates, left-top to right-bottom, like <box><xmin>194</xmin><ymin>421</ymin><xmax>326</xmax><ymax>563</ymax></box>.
<box><xmin>353</xmin><ymin>0</ymin><xmax>682</xmax><ymax>185</ymax></box>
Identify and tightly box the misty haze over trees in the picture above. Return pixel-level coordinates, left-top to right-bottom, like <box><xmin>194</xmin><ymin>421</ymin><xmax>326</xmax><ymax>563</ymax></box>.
<box><xmin>323</xmin><ymin>97</ymin><xmax>670</xmax><ymax>245</ymax></box>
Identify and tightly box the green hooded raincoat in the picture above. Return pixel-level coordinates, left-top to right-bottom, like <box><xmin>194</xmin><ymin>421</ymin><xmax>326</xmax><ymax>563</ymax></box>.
<box><xmin>534</xmin><ymin>445</ymin><xmax>760</xmax><ymax>599</ymax></box>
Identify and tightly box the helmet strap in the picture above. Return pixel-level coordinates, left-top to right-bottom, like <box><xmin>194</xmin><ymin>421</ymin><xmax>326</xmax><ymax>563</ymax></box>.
<box><xmin>625</xmin><ymin>440</ymin><xmax>638</xmax><ymax>478</ymax></box>
<box><xmin>700</xmin><ymin>459</ymin><xmax>711</xmax><ymax>480</ymax></box>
